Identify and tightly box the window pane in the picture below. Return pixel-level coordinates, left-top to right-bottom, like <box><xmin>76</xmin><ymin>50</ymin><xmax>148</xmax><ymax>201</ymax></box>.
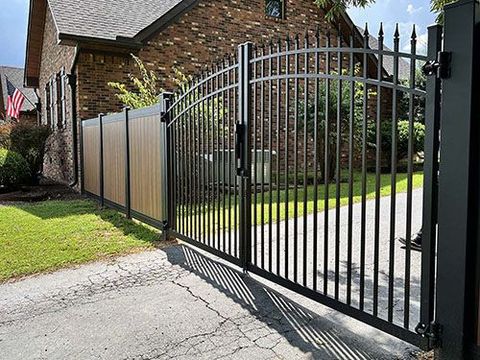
<box><xmin>266</xmin><ymin>0</ymin><xmax>282</xmax><ymax>18</ymax></box>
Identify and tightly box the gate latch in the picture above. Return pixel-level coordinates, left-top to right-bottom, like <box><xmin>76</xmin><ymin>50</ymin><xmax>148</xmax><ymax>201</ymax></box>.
<box><xmin>422</xmin><ymin>51</ymin><xmax>451</xmax><ymax>79</ymax></box>
<box><xmin>235</xmin><ymin>123</ymin><xmax>246</xmax><ymax>176</ymax></box>
<box><xmin>415</xmin><ymin>321</ymin><xmax>442</xmax><ymax>349</ymax></box>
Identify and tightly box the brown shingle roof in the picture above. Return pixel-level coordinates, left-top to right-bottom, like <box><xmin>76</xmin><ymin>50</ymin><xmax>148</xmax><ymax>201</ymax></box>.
<box><xmin>48</xmin><ymin>0</ymin><xmax>185</xmax><ymax>41</ymax></box>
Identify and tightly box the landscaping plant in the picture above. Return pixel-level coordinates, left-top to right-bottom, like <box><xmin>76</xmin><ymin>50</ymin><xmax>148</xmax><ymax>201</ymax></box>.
<box><xmin>9</xmin><ymin>123</ymin><xmax>52</xmax><ymax>183</ymax></box>
<box><xmin>0</xmin><ymin>148</ymin><xmax>30</xmax><ymax>189</ymax></box>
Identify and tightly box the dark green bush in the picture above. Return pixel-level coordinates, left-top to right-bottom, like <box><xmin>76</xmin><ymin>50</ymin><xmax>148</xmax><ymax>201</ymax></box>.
<box><xmin>368</xmin><ymin>120</ymin><xmax>425</xmax><ymax>160</ymax></box>
<box><xmin>9</xmin><ymin>123</ymin><xmax>52</xmax><ymax>180</ymax></box>
<box><xmin>0</xmin><ymin>148</ymin><xmax>30</xmax><ymax>188</ymax></box>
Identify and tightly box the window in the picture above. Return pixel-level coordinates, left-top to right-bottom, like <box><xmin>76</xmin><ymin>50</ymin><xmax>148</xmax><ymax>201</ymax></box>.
<box><xmin>45</xmin><ymin>84</ymin><xmax>51</xmax><ymax>127</ymax></box>
<box><xmin>266</xmin><ymin>0</ymin><xmax>284</xmax><ymax>19</ymax></box>
<box><xmin>44</xmin><ymin>69</ymin><xmax>67</xmax><ymax>130</ymax></box>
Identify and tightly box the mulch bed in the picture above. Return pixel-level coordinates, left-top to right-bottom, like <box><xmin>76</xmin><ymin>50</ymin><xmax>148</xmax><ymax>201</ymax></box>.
<box><xmin>0</xmin><ymin>181</ymin><xmax>82</xmax><ymax>204</ymax></box>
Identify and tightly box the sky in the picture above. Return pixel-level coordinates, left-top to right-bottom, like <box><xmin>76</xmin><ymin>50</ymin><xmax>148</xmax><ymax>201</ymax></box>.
<box><xmin>347</xmin><ymin>0</ymin><xmax>436</xmax><ymax>54</ymax></box>
<box><xmin>0</xmin><ymin>0</ymin><xmax>29</xmax><ymax>68</ymax></box>
<box><xmin>0</xmin><ymin>0</ymin><xmax>437</xmax><ymax>69</ymax></box>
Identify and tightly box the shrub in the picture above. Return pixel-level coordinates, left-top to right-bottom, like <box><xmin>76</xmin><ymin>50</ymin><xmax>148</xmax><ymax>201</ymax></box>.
<box><xmin>367</xmin><ymin>120</ymin><xmax>425</xmax><ymax>160</ymax></box>
<box><xmin>0</xmin><ymin>123</ymin><xmax>12</xmax><ymax>149</ymax></box>
<box><xmin>0</xmin><ymin>149</ymin><xmax>30</xmax><ymax>188</ymax></box>
<box><xmin>9</xmin><ymin>123</ymin><xmax>52</xmax><ymax>180</ymax></box>
<box><xmin>398</xmin><ymin>120</ymin><xmax>425</xmax><ymax>156</ymax></box>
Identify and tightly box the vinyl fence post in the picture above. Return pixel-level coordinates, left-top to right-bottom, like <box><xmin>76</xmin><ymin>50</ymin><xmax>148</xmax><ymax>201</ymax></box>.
<box><xmin>80</xmin><ymin>119</ymin><xmax>85</xmax><ymax>195</ymax></box>
<box><xmin>99</xmin><ymin>113</ymin><xmax>105</xmax><ymax>208</ymax></box>
<box><xmin>159</xmin><ymin>92</ymin><xmax>174</xmax><ymax>236</ymax></box>
<box><xmin>436</xmin><ymin>0</ymin><xmax>480</xmax><ymax>358</ymax></box>
<box><xmin>124</xmin><ymin>107</ymin><xmax>131</xmax><ymax>219</ymax></box>
<box><xmin>238</xmin><ymin>42</ymin><xmax>253</xmax><ymax>271</ymax></box>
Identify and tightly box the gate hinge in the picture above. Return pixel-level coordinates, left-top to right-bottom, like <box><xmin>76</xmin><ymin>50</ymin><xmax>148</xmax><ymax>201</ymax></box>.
<box><xmin>415</xmin><ymin>321</ymin><xmax>442</xmax><ymax>349</ymax></box>
<box><xmin>422</xmin><ymin>51</ymin><xmax>452</xmax><ymax>79</ymax></box>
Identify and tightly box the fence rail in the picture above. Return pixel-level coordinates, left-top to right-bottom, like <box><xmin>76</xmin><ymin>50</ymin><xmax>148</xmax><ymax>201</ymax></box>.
<box><xmin>81</xmin><ymin>103</ymin><xmax>169</xmax><ymax>229</ymax></box>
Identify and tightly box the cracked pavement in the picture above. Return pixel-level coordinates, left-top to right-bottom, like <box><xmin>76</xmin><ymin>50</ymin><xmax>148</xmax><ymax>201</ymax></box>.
<box><xmin>0</xmin><ymin>244</ymin><xmax>419</xmax><ymax>359</ymax></box>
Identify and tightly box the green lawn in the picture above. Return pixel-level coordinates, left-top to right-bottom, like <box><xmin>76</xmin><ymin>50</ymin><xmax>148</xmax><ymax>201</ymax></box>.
<box><xmin>0</xmin><ymin>172</ymin><xmax>423</xmax><ymax>282</ymax></box>
<box><xmin>178</xmin><ymin>172</ymin><xmax>424</xmax><ymax>232</ymax></box>
<box><xmin>0</xmin><ymin>200</ymin><xmax>160</xmax><ymax>282</ymax></box>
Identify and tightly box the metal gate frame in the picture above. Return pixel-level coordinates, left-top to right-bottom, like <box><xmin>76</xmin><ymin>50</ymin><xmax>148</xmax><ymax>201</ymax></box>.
<box><xmin>163</xmin><ymin>22</ymin><xmax>445</xmax><ymax>350</ymax></box>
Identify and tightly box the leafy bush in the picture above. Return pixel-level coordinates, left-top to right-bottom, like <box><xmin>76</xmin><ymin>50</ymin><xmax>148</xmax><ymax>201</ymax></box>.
<box><xmin>0</xmin><ymin>148</ymin><xmax>30</xmax><ymax>188</ymax></box>
<box><xmin>9</xmin><ymin>123</ymin><xmax>52</xmax><ymax>180</ymax></box>
<box><xmin>367</xmin><ymin>120</ymin><xmax>425</xmax><ymax>160</ymax></box>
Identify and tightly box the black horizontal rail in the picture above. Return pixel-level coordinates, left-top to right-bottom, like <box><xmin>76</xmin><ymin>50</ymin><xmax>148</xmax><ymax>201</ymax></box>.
<box><xmin>248</xmin><ymin>264</ymin><xmax>430</xmax><ymax>350</ymax></box>
<box><xmin>167</xmin><ymin>82</ymin><xmax>239</xmax><ymax>126</ymax></box>
<box><xmin>250</xmin><ymin>47</ymin><xmax>428</xmax><ymax>64</ymax></box>
<box><xmin>168</xmin><ymin>63</ymin><xmax>239</xmax><ymax>109</ymax></box>
<box><xmin>250</xmin><ymin>73</ymin><xmax>427</xmax><ymax>97</ymax></box>
<box><xmin>82</xmin><ymin>118</ymin><xmax>99</xmax><ymax>127</ymax></box>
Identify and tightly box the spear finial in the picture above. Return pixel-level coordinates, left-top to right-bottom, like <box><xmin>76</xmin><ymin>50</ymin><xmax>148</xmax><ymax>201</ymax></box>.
<box><xmin>394</xmin><ymin>23</ymin><xmax>400</xmax><ymax>40</ymax></box>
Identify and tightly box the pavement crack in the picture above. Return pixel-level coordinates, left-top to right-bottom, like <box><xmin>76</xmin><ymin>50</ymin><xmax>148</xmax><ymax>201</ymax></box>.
<box><xmin>171</xmin><ymin>279</ymin><xmax>228</xmax><ymax>321</ymax></box>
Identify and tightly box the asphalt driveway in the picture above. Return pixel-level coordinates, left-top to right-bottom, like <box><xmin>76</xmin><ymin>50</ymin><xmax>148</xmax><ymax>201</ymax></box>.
<box><xmin>0</xmin><ymin>246</ymin><xmax>419</xmax><ymax>359</ymax></box>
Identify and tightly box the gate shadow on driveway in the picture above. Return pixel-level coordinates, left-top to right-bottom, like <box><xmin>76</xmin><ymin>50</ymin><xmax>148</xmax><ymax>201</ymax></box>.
<box><xmin>165</xmin><ymin>244</ymin><xmax>414</xmax><ymax>359</ymax></box>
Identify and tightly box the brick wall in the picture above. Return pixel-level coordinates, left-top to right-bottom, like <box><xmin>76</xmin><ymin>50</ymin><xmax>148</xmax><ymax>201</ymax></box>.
<box><xmin>76</xmin><ymin>0</ymin><xmax>341</xmax><ymax>119</ymax></box>
<box><xmin>39</xmin><ymin>0</ymin><xmax>390</xmax><ymax>187</ymax></box>
<box><xmin>38</xmin><ymin>7</ymin><xmax>76</xmax><ymax>184</ymax></box>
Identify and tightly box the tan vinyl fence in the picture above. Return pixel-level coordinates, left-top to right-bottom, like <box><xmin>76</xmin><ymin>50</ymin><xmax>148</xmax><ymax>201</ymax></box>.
<box><xmin>81</xmin><ymin>104</ymin><xmax>169</xmax><ymax>228</ymax></box>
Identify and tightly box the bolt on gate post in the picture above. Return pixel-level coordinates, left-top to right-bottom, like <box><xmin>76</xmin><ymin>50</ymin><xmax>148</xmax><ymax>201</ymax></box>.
<box><xmin>436</xmin><ymin>0</ymin><xmax>480</xmax><ymax>358</ymax></box>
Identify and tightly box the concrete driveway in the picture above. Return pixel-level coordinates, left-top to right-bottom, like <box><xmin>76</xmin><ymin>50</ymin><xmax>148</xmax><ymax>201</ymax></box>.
<box><xmin>0</xmin><ymin>245</ymin><xmax>420</xmax><ymax>359</ymax></box>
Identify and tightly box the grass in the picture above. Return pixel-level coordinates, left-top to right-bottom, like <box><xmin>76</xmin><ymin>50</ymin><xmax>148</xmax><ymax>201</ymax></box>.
<box><xmin>0</xmin><ymin>172</ymin><xmax>423</xmax><ymax>281</ymax></box>
<box><xmin>178</xmin><ymin>172</ymin><xmax>424</xmax><ymax>232</ymax></box>
<box><xmin>0</xmin><ymin>200</ymin><xmax>161</xmax><ymax>282</ymax></box>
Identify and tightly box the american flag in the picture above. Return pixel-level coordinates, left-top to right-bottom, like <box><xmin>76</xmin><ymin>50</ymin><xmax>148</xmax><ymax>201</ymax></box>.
<box><xmin>6</xmin><ymin>77</ymin><xmax>25</xmax><ymax>120</ymax></box>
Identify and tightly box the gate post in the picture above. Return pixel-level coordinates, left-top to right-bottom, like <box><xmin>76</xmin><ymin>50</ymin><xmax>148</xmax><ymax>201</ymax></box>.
<box><xmin>159</xmin><ymin>92</ymin><xmax>174</xmax><ymax>236</ymax></box>
<box><xmin>436</xmin><ymin>0</ymin><xmax>480</xmax><ymax>358</ymax></box>
<box><xmin>417</xmin><ymin>24</ymin><xmax>442</xmax><ymax>341</ymax></box>
<box><xmin>238</xmin><ymin>42</ymin><xmax>253</xmax><ymax>270</ymax></box>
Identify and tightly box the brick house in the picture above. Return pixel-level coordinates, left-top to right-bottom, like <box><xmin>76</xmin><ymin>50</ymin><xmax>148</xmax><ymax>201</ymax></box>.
<box><xmin>24</xmin><ymin>0</ymin><xmax>379</xmax><ymax>187</ymax></box>
<box><xmin>0</xmin><ymin>66</ymin><xmax>37</xmax><ymax>124</ymax></box>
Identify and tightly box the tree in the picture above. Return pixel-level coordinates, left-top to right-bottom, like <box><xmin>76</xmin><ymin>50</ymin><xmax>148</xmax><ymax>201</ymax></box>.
<box><xmin>315</xmin><ymin>0</ymin><xmax>457</xmax><ymax>22</ymax></box>
<box><xmin>298</xmin><ymin>68</ymin><xmax>372</xmax><ymax>181</ymax></box>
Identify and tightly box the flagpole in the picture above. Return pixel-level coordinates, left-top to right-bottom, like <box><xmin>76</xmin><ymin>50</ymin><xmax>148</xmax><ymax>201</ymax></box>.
<box><xmin>4</xmin><ymin>75</ymin><xmax>41</xmax><ymax>115</ymax></box>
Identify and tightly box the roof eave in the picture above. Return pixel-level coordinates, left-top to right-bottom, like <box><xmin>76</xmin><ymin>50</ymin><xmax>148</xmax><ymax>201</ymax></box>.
<box><xmin>133</xmin><ymin>0</ymin><xmax>199</xmax><ymax>42</ymax></box>
<box><xmin>24</xmin><ymin>0</ymin><xmax>47</xmax><ymax>88</ymax></box>
<box><xmin>58</xmin><ymin>33</ymin><xmax>143</xmax><ymax>49</ymax></box>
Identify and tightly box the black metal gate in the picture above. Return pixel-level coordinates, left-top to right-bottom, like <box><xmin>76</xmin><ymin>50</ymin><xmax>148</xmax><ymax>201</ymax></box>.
<box><xmin>165</xmin><ymin>23</ymin><xmax>443</xmax><ymax>350</ymax></box>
